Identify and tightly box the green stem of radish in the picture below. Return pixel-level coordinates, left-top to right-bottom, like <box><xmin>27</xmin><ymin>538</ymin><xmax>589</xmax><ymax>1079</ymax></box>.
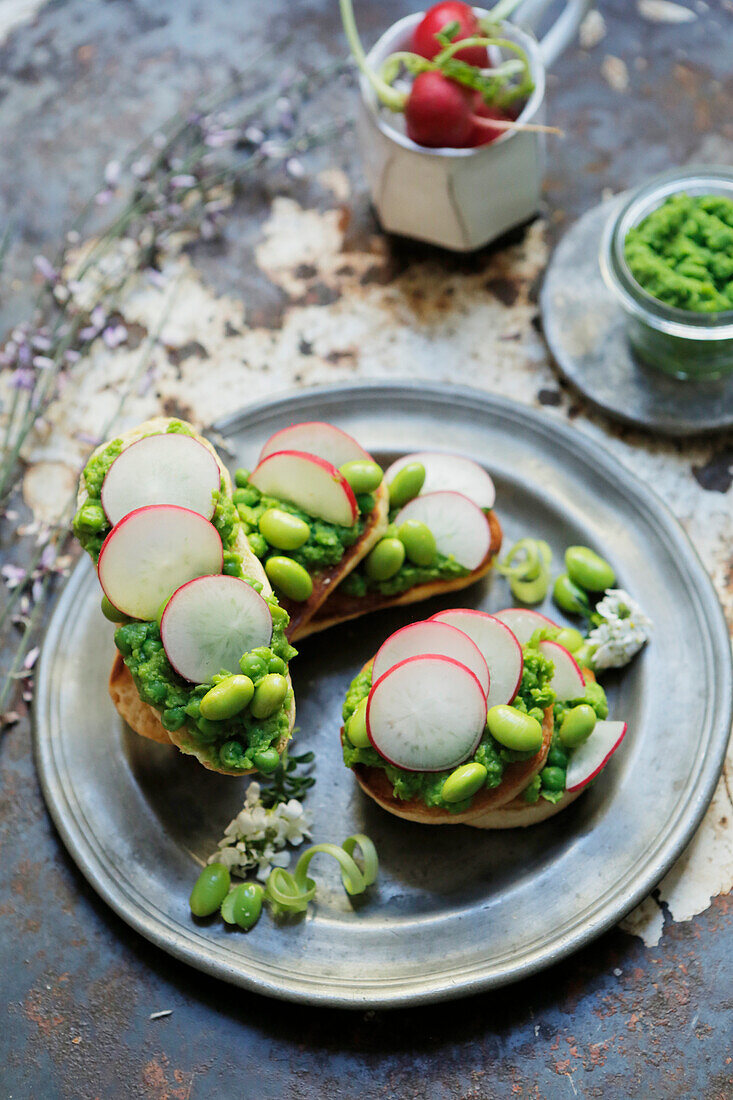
<box><xmin>339</xmin><ymin>0</ymin><xmax>407</xmax><ymax>111</ymax></box>
<box><xmin>481</xmin><ymin>0</ymin><xmax>524</xmax><ymax>27</ymax></box>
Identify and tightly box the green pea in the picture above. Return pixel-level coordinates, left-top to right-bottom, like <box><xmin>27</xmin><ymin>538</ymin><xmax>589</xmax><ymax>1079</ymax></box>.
<box><xmin>558</xmin><ymin>704</ymin><xmax>597</xmax><ymax>748</ymax></box>
<box><xmin>269</xmin><ymin>603</ymin><xmax>289</xmax><ymax>628</ymax></box>
<box><xmin>441</xmin><ymin>762</ymin><xmax>488</xmax><ymax>803</ymax></box>
<box><xmin>339</xmin><ymin>460</ymin><xmax>383</xmax><ymax>495</ymax></box>
<box><xmin>573</xmin><ymin>644</ymin><xmax>595</xmax><ymax>670</ymax></box>
<box><xmin>219</xmin><ymin>740</ymin><xmax>247</xmax><ymax>769</ymax></box>
<box><xmin>239</xmin><ymin>653</ymin><xmax>268</xmax><ymax>682</ymax></box>
<box><xmin>221</xmin><ymin>882</ymin><xmax>264</xmax><ymax>931</ymax></box>
<box><xmin>101</xmin><ymin>595</ymin><xmax>128</xmax><ymax>623</ymax></box>
<box><xmin>553</xmin><ymin>574</ymin><xmax>591</xmax><ymax>616</ymax></box>
<box><xmin>388</xmin><ymin>462</ymin><xmax>426</xmax><ymax>508</ymax></box>
<box><xmin>233</xmin><ymin>487</ymin><xmax>259</xmax><ymax>506</ymax></box>
<box><xmin>200</xmin><ymin>675</ymin><xmax>255</xmax><ymax>721</ymax></box>
<box><xmin>267</xmin><ymin>655</ymin><xmax>287</xmax><ymax>675</ymax></box>
<box><xmin>75</xmin><ymin>502</ymin><xmax>107</xmax><ymax>532</ymax></box>
<box><xmin>259</xmin><ymin>508</ymin><xmax>311</xmax><ymax>551</ymax></box>
<box><xmin>250</xmin><ymin>673</ymin><xmax>288</xmax><ymax>719</ymax></box>
<box><xmin>161</xmin><ymin>707</ymin><xmax>186</xmax><ymax>732</ymax></box>
<box><xmin>540</xmin><ymin>766</ymin><xmax>566</xmax><ymax>792</ymax></box>
<box><xmin>364</xmin><ymin>537</ymin><xmax>405</xmax><ymax>581</ymax></box>
<box><xmin>397</xmin><ymin>519</ymin><xmax>436</xmax><ymax>567</ymax></box>
<box><xmin>565</xmin><ymin>546</ymin><xmax>616</xmax><ymax>593</ymax></box>
<box><xmin>487</xmin><ymin>705</ymin><xmax>544</xmax><ymax>752</ymax></box>
<box><xmin>554</xmin><ymin>627</ymin><xmax>585</xmax><ymax>653</ymax></box>
<box><xmin>142</xmin><ymin>638</ymin><xmax>162</xmax><ymax>658</ymax></box>
<box><xmin>234</xmin><ymin>468</ymin><xmax>251</xmax><ymax>488</ymax></box>
<box><xmin>355</xmin><ymin>492</ymin><xmax>376</xmax><ymax>515</ymax></box>
<box><xmin>197</xmin><ymin>716</ymin><xmax>223</xmax><ymax>742</ymax></box>
<box><xmin>189</xmin><ymin>862</ymin><xmax>230</xmax><ymax>917</ymax></box>
<box><xmin>546</xmin><ymin>742</ymin><xmax>569</xmax><ymax>768</ymax></box>
<box><xmin>345</xmin><ymin>698</ymin><xmax>370</xmax><ymax>748</ymax></box>
<box><xmin>265</xmin><ymin>556</ymin><xmax>313</xmax><ymax>602</ymax></box>
<box><xmin>253</xmin><ymin>747</ymin><xmax>281</xmax><ymax>773</ymax></box>
<box><xmin>247</xmin><ymin>532</ymin><xmax>268</xmax><ymax>559</ymax></box>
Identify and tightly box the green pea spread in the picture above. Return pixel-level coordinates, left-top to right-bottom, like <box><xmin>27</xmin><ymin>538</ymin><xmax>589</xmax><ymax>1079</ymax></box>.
<box><xmin>624</xmin><ymin>192</ymin><xmax>733</xmax><ymax>313</ymax></box>
<box><xmin>342</xmin><ymin>645</ymin><xmax>608</xmax><ymax>813</ymax></box>
<box><xmin>72</xmin><ymin>421</ymin><xmax>297</xmax><ymax>771</ymax></box>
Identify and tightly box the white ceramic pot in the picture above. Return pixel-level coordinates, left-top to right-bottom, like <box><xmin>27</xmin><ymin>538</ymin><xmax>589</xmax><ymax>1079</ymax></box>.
<box><xmin>356</xmin><ymin>1</ymin><xmax>590</xmax><ymax>251</ymax></box>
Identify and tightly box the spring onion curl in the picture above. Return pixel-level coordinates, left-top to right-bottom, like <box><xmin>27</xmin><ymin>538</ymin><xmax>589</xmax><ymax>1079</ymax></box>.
<box><xmin>264</xmin><ymin>834</ymin><xmax>378</xmax><ymax>917</ymax></box>
<box><xmin>497</xmin><ymin>538</ymin><xmax>552</xmax><ymax>604</ymax></box>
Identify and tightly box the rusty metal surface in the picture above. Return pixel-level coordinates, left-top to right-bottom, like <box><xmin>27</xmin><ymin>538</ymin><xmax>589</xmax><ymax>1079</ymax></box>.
<box><xmin>2</xmin><ymin>0</ymin><xmax>733</xmax><ymax>1097</ymax></box>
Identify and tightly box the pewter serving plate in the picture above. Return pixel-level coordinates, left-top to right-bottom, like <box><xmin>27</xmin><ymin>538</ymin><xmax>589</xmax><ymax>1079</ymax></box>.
<box><xmin>34</xmin><ymin>382</ymin><xmax>732</xmax><ymax>1008</ymax></box>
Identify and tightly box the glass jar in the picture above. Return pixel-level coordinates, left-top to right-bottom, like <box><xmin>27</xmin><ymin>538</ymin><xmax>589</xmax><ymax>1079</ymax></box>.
<box><xmin>600</xmin><ymin>167</ymin><xmax>733</xmax><ymax>381</ymax></box>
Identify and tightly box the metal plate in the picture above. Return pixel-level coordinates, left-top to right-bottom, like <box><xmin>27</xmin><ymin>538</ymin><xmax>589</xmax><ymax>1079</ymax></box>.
<box><xmin>541</xmin><ymin>198</ymin><xmax>733</xmax><ymax>436</ymax></box>
<box><xmin>34</xmin><ymin>382</ymin><xmax>732</xmax><ymax>1008</ymax></box>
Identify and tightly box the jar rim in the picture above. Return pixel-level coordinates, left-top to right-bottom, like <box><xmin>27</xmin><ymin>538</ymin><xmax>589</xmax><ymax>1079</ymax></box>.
<box><xmin>600</xmin><ymin>166</ymin><xmax>733</xmax><ymax>341</ymax></box>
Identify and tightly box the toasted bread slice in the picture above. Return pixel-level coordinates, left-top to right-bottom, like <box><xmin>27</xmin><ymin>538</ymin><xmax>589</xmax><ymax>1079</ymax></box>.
<box><xmin>467</xmin><ymin>788</ymin><xmax>582</xmax><ymax>829</ymax></box>
<box><xmin>299</xmin><ymin>511</ymin><xmax>502</xmax><ymax>640</ymax></box>
<box><xmin>342</xmin><ymin>655</ymin><xmax>552</xmax><ymax>827</ymax></box>
<box><xmin>110</xmin><ymin>653</ymin><xmax>294</xmax><ymax>776</ymax></box>
<box><xmin>284</xmin><ymin>481</ymin><xmax>390</xmax><ymax>642</ymax></box>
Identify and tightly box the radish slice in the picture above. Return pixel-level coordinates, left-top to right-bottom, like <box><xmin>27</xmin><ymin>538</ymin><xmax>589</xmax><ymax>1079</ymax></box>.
<box><xmin>431</xmin><ymin>609</ymin><xmax>523</xmax><ymax>708</ymax></box>
<box><xmin>394</xmin><ymin>491</ymin><xmax>491</xmax><ymax>571</ymax></box>
<box><xmin>160</xmin><ymin>574</ymin><xmax>273</xmax><ymax>683</ymax></box>
<box><xmin>97</xmin><ymin>505</ymin><xmax>223</xmax><ymax>621</ymax></box>
<box><xmin>249</xmin><ymin>450</ymin><xmax>357</xmax><ymax>527</ymax></box>
<box><xmin>259</xmin><ymin>421</ymin><xmax>372</xmax><ymax>467</ymax></box>
<box><xmin>538</xmin><ymin>640</ymin><xmax>586</xmax><ymax>701</ymax></box>
<box><xmin>566</xmin><ymin>721</ymin><xmax>628</xmax><ymax>792</ymax></box>
<box><xmin>385</xmin><ymin>452</ymin><xmax>495</xmax><ymax>510</ymax></box>
<box><xmin>101</xmin><ymin>433</ymin><xmax>220</xmax><ymax>526</ymax></box>
<box><xmin>493</xmin><ymin>607</ymin><xmax>557</xmax><ymax>645</ymax></box>
<box><xmin>372</xmin><ymin>620</ymin><xmax>490</xmax><ymax>697</ymax></box>
<box><xmin>366</xmin><ymin>655</ymin><xmax>487</xmax><ymax>772</ymax></box>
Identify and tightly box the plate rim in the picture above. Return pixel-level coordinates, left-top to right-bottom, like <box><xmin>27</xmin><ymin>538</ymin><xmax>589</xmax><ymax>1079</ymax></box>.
<box><xmin>34</xmin><ymin>380</ymin><xmax>733</xmax><ymax>1008</ymax></box>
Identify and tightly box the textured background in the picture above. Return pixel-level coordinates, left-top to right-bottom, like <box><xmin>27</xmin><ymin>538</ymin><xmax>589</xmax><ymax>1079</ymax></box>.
<box><xmin>1</xmin><ymin>1</ymin><xmax>732</xmax><ymax>1097</ymax></box>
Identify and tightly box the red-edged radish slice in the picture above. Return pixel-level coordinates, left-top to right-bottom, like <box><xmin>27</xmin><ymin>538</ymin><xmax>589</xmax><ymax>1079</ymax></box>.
<box><xmin>431</xmin><ymin>609</ymin><xmax>523</xmax><ymax>707</ymax></box>
<box><xmin>366</xmin><ymin>655</ymin><xmax>487</xmax><ymax>772</ymax></box>
<box><xmin>160</xmin><ymin>574</ymin><xmax>273</xmax><ymax>683</ymax></box>
<box><xmin>385</xmin><ymin>452</ymin><xmax>496</xmax><ymax>510</ymax></box>
<box><xmin>101</xmin><ymin>433</ymin><xmax>220</xmax><ymax>526</ymax></box>
<box><xmin>566</xmin><ymin>721</ymin><xmax>628</xmax><ymax>792</ymax></box>
<box><xmin>372</xmin><ymin>620</ymin><xmax>489</xmax><ymax>698</ymax></box>
<box><xmin>394</xmin><ymin>491</ymin><xmax>491</xmax><ymax>571</ymax></box>
<box><xmin>538</xmin><ymin>640</ymin><xmax>586</xmax><ymax>701</ymax></box>
<box><xmin>493</xmin><ymin>607</ymin><xmax>557</xmax><ymax>645</ymax></box>
<box><xmin>259</xmin><ymin>421</ymin><xmax>372</xmax><ymax>467</ymax></box>
<box><xmin>249</xmin><ymin>450</ymin><xmax>357</xmax><ymax>527</ymax></box>
<box><xmin>97</xmin><ymin>505</ymin><xmax>223</xmax><ymax>621</ymax></box>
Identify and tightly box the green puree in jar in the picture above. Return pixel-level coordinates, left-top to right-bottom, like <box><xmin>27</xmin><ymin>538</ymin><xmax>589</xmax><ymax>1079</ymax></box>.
<box><xmin>624</xmin><ymin>192</ymin><xmax>733</xmax><ymax>312</ymax></box>
<box><xmin>342</xmin><ymin>646</ymin><xmax>557</xmax><ymax>814</ymax></box>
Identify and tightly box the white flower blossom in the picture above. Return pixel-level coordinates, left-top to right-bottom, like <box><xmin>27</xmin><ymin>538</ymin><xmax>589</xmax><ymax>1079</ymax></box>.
<box><xmin>586</xmin><ymin>589</ymin><xmax>653</xmax><ymax>669</ymax></box>
<box><xmin>208</xmin><ymin>781</ymin><xmax>313</xmax><ymax>880</ymax></box>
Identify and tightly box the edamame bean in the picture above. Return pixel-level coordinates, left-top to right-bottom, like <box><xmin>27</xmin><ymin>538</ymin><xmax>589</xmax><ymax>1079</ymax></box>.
<box><xmin>75</xmin><ymin>502</ymin><xmax>107</xmax><ymax>532</ymax></box>
<box><xmin>487</xmin><ymin>705</ymin><xmax>544</xmax><ymax>752</ymax></box>
<box><xmin>553</xmin><ymin>574</ymin><xmax>591</xmax><ymax>616</ymax></box>
<box><xmin>441</xmin><ymin>762</ymin><xmax>487</xmax><ymax>803</ymax></box>
<box><xmin>250</xmin><ymin>673</ymin><xmax>288</xmax><ymax>719</ymax></box>
<box><xmin>253</xmin><ymin>747</ymin><xmax>281</xmax><ymax>773</ymax></box>
<box><xmin>239</xmin><ymin>653</ymin><xmax>268</xmax><ymax>681</ymax></box>
<box><xmin>200</xmin><ymin>675</ymin><xmax>255</xmax><ymax>721</ymax></box>
<box><xmin>558</xmin><ymin>704</ymin><xmax>597</xmax><ymax>748</ymax></box>
<box><xmin>345</xmin><ymin>698</ymin><xmax>370</xmax><ymax>748</ymax></box>
<box><xmin>554</xmin><ymin>627</ymin><xmax>585</xmax><ymax>653</ymax></box>
<box><xmin>540</xmin><ymin>766</ymin><xmax>566</xmax><ymax>792</ymax></box>
<box><xmin>265</xmin><ymin>556</ymin><xmax>313</xmax><ymax>602</ymax></box>
<box><xmin>339</xmin><ymin>460</ymin><xmax>383</xmax><ymax>495</ymax></box>
<box><xmin>397</xmin><ymin>519</ymin><xmax>436</xmax><ymax>567</ymax></box>
<box><xmin>101</xmin><ymin>595</ymin><xmax>128</xmax><ymax>623</ymax></box>
<box><xmin>388</xmin><ymin>462</ymin><xmax>426</xmax><ymax>508</ymax></box>
<box><xmin>234</xmin><ymin>468</ymin><xmax>251</xmax><ymax>488</ymax></box>
<box><xmin>364</xmin><ymin>538</ymin><xmax>405</xmax><ymax>581</ymax></box>
<box><xmin>259</xmin><ymin>508</ymin><xmax>311</xmax><ymax>551</ymax></box>
<box><xmin>190</xmin><ymin>862</ymin><xmax>231</xmax><ymax>917</ymax></box>
<box><xmin>572</xmin><ymin>644</ymin><xmax>595</xmax><ymax>670</ymax></box>
<box><xmin>565</xmin><ymin>546</ymin><xmax>616</xmax><ymax>592</ymax></box>
<box><xmin>221</xmin><ymin>882</ymin><xmax>264</xmax><ymax>931</ymax></box>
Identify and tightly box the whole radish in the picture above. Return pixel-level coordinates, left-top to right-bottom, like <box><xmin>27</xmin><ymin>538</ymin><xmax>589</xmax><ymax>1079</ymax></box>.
<box><xmin>411</xmin><ymin>1</ymin><xmax>489</xmax><ymax>68</ymax></box>
<box><xmin>405</xmin><ymin>71</ymin><xmax>475</xmax><ymax>147</ymax></box>
<box><xmin>467</xmin><ymin>93</ymin><xmax>514</xmax><ymax>146</ymax></box>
